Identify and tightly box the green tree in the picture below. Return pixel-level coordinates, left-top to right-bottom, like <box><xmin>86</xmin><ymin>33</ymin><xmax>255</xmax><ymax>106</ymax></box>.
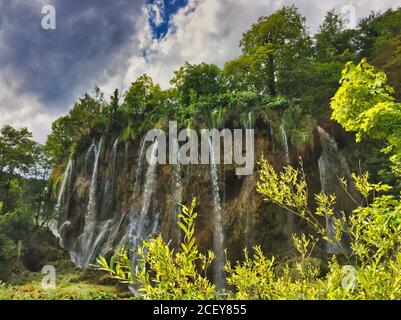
<box><xmin>0</xmin><ymin>126</ymin><xmax>37</xmax><ymax>212</ymax></box>
<box><xmin>227</xmin><ymin>5</ymin><xmax>312</xmax><ymax>97</ymax></box>
<box><xmin>330</xmin><ymin>59</ymin><xmax>401</xmax><ymax>174</ymax></box>
<box><xmin>354</xmin><ymin>8</ymin><xmax>401</xmax><ymax>98</ymax></box>
<box><xmin>171</xmin><ymin>62</ymin><xmax>224</xmax><ymax>106</ymax></box>
<box><xmin>302</xmin><ymin>10</ymin><xmax>357</xmax><ymax>114</ymax></box>
<box><xmin>46</xmin><ymin>88</ymin><xmax>108</xmax><ymax>163</ymax></box>
<box><xmin>314</xmin><ymin>10</ymin><xmax>356</xmax><ymax>62</ymax></box>
<box><xmin>123</xmin><ymin>74</ymin><xmax>162</xmax><ymax>119</ymax></box>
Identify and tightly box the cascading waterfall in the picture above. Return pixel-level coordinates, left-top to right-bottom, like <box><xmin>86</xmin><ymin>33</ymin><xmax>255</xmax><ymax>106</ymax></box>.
<box><xmin>270</xmin><ymin>122</ymin><xmax>274</xmax><ymax>142</ymax></box>
<box><xmin>280</xmin><ymin>121</ymin><xmax>290</xmax><ymax>164</ymax></box>
<box><xmin>85</xmin><ymin>140</ymin><xmax>96</xmax><ymax>172</ymax></box>
<box><xmin>172</xmin><ymin>159</ymin><xmax>183</xmax><ymax>244</ymax></box>
<box><xmin>247</xmin><ymin>111</ymin><xmax>253</xmax><ymax>130</ymax></box>
<box><xmin>73</xmin><ymin>136</ymin><xmax>103</xmax><ymax>267</ymax></box>
<box><xmin>113</xmin><ymin>137</ymin><xmax>147</xmax><ymax>253</ymax></box>
<box><xmin>317</xmin><ymin>156</ymin><xmax>337</xmax><ymax>253</ymax></box>
<box><xmin>55</xmin><ymin>158</ymin><xmax>74</xmax><ymax>213</ymax></box>
<box><xmin>96</xmin><ymin>138</ymin><xmax>120</xmax><ymax>255</ymax></box>
<box><xmin>124</xmin><ymin>141</ymin><xmax>129</xmax><ymax>167</ymax></box>
<box><xmin>208</xmin><ymin>137</ymin><xmax>225</xmax><ymax>289</ymax></box>
<box><xmin>244</xmin><ymin>114</ymin><xmax>253</xmax><ymax>247</ymax></box>
<box><xmin>317</xmin><ymin>126</ymin><xmax>351</xmax><ymax>254</ymax></box>
<box><xmin>49</xmin><ymin>157</ymin><xmax>74</xmax><ymax>242</ymax></box>
<box><xmin>132</xmin><ymin>137</ymin><xmax>147</xmax><ymax>199</ymax></box>
<box><xmin>280</xmin><ymin>120</ymin><xmax>295</xmax><ymax>234</ymax></box>
<box><xmin>128</xmin><ymin>139</ymin><xmax>159</xmax><ymax>260</ymax></box>
<box><xmin>101</xmin><ymin>138</ymin><xmax>118</xmax><ymax>217</ymax></box>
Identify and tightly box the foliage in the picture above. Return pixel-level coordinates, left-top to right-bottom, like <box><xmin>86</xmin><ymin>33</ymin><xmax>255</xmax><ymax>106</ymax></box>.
<box><xmin>97</xmin><ymin>198</ymin><xmax>217</xmax><ymax>300</ymax></box>
<box><xmin>46</xmin><ymin>87</ymin><xmax>108</xmax><ymax>163</ymax></box>
<box><xmin>357</xmin><ymin>9</ymin><xmax>401</xmax><ymax>99</ymax></box>
<box><xmin>249</xmin><ymin>158</ymin><xmax>401</xmax><ymax>299</ymax></box>
<box><xmin>314</xmin><ymin>10</ymin><xmax>357</xmax><ymax>62</ymax></box>
<box><xmin>123</xmin><ymin>74</ymin><xmax>162</xmax><ymax>120</ymax></box>
<box><xmin>225</xmin><ymin>236</ymin><xmax>322</xmax><ymax>300</ymax></box>
<box><xmin>171</xmin><ymin>62</ymin><xmax>224</xmax><ymax>106</ymax></box>
<box><xmin>227</xmin><ymin>5</ymin><xmax>312</xmax><ymax>97</ymax></box>
<box><xmin>282</xmin><ymin>107</ymin><xmax>316</xmax><ymax>153</ymax></box>
<box><xmin>330</xmin><ymin>59</ymin><xmax>401</xmax><ymax>174</ymax></box>
<box><xmin>0</xmin><ymin>265</ymin><xmax>121</xmax><ymax>300</ymax></box>
<box><xmin>0</xmin><ymin>125</ymin><xmax>37</xmax><ymax>176</ymax></box>
<box><xmin>256</xmin><ymin>158</ymin><xmax>338</xmax><ymax>247</ymax></box>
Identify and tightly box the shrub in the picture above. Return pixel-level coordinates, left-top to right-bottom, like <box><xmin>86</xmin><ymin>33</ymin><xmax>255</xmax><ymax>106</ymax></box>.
<box><xmin>97</xmin><ymin>198</ymin><xmax>217</xmax><ymax>300</ymax></box>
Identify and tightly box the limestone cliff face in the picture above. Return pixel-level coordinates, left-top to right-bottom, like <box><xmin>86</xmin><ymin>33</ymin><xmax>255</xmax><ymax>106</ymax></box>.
<box><xmin>52</xmin><ymin>116</ymin><xmax>356</xmax><ymax>271</ymax></box>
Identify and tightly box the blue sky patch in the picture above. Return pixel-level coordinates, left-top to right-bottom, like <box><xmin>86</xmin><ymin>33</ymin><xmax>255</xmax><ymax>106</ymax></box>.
<box><xmin>147</xmin><ymin>0</ymin><xmax>188</xmax><ymax>39</ymax></box>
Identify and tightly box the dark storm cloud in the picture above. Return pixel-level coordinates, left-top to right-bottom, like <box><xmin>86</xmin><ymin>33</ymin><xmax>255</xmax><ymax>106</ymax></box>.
<box><xmin>0</xmin><ymin>0</ymin><xmax>146</xmax><ymax>110</ymax></box>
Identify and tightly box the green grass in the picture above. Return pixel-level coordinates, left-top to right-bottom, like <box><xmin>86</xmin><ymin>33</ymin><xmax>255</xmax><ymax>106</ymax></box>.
<box><xmin>0</xmin><ymin>259</ymin><xmax>131</xmax><ymax>300</ymax></box>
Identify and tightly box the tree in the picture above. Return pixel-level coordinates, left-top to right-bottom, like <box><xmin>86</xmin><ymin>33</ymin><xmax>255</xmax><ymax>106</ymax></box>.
<box><xmin>0</xmin><ymin>126</ymin><xmax>37</xmax><ymax>212</ymax></box>
<box><xmin>356</xmin><ymin>9</ymin><xmax>401</xmax><ymax>60</ymax></box>
<box><xmin>123</xmin><ymin>74</ymin><xmax>162</xmax><ymax>119</ymax></box>
<box><xmin>302</xmin><ymin>10</ymin><xmax>357</xmax><ymax>113</ymax></box>
<box><xmin>170</xmin><ymin>62</ymin><xmax>224</xmax><ymax>106</ymax></box>
<box><xmin>45</xmin><ymin>117</ymin><xmax>74</xmax><ymax>164</ymax></box>
<box><xmin>330</xmin><ymin>59</ymin><xmax>401</xmax><ymax>174</ymax></box>
<box><xmin>314</xmin><ymin>10</ymin><xmax>356</xmax><ymax>62</ymax></box>
<box><xmin>28</xmin><ymin>145</ymin><xmax>53</xmax><ymax>226</ymax></box>
<box><xmin>228</xmin><ymin>6</ymin><xmax>312</xmax><ymax>97</ymax></box>
<box><xmin>46</xmin><ymin>88</ymin><xmax>108</xmax><ymax>164</ymax></box>
<box><xmin>0</xmin><ymin>126</ymin><xmax>36</xmax><ymax>175</ymax></box>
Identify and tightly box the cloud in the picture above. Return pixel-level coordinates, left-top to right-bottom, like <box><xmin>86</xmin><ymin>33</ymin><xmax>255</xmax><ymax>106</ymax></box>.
<box><xmin>1</xmin><ymin>0</ymin><xmax>401</xmax><ymax>143</ymax></box>
<box><xmin>0</xmin><ymin>0</ymin><xmax>146</xmax><ymax>142</ymax></box>
<box><xmin>0</xmin><ymin>68</ymin><xmax>58</xmax><ymax>143</ymax></box>
<box><xmin>116</xmin><ymin>0</ymin><xmax>401</xmax><ymax>90</ymax></box>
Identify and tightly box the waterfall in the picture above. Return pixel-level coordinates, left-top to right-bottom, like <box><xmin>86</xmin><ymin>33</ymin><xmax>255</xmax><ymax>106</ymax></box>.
<box><xmin>85</xmin><ymin>140</ymin><xmax>96</xmax><ymax>172</ymax></box>
<box><xmin>50</xmin><ymin>157</ymin><xmax>74</xmax><ymax>242</ymax></box>
<box><xmin>97</xmin><ymin>138</ymin><xmax>120</xmax><ymax>255</ymax></box>
<box><xmin>242</xmin><ymin>111</ymin><xmax>254</xmax><ymax>130</ymax></box>
<box><xmin>208</xmin><ymin>137</ymin><xmax>225</xmax><ymax>289</ymax></box>
<box><xmin>270</xmin><ymin>122</ymin><xmax>274</xmax><ymax>143</ymax></box>
<box><xmin>246</xmin><ymin>111</ymin><xmax>254</xmax><ymax>129</ymax></box>
<box><xmin>112</xmin><ymin>137</ymin><xmax>147</xmax><ymax>254</ymax></box>
<box><xmin>132</xmin><ymin>138</ymin><xmax>147</xmax><ymax>199</ymax></box>
<box><xmin>74</xmin><ymin>137</ymin><xmax>103</xmax><ymax>267</ymax></box>
<box><xmin>317</xmin><ymin>126</ymin><xmax>351</xmax><ymax>254</ymax></box>
<box><xmin>56</xmin><ymin>158</ymin><xmax>73</xmax><ymax>211</ymax></box>
<box><xmin>124</xmin><ymin>141</ymin><xmax>129</xmax><ymax>167</ymax></box>
<box><xmin>266</xmin><ymin>120</ymin><xmax>275</xmax><ymax>153</ymax></box>
<box><xmin>101</xmin><ymin>138</ymin><xmax>118</xmax><ymax>218</ymax></box>
<box><xmin>280</xmin><ymin>121</ymin><xmax>290</xmax><ymax>164</ymax></box>
<box><xmin>318</xmin><ymin>156</ymin><xmax>337</xmax><ymax>254</ymax></box>
<box><xmin>129</xmin><ymin>139</ymin><xmax>159</xmax><ymax>260</ymax></box>
<box><xmin>172</xmin><ymin>159</ymin><xmax>183</xmax><ymax>245</ymax></box>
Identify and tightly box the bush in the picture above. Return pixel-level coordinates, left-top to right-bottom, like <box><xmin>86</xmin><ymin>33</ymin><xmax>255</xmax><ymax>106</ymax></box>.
<box><xmin>0</xmin><ymin>233</ymin><xmax>16</xmax><ymax>281</ymax></box>
<box><xmin>97</xmin><ymin>198</ymin><xmax>218</xmax><ymax>300</ymax></box>
<box><xmin>97</xmin><ymin>161</ymin><xmax>401</xmax><ymax>300</ymax></box>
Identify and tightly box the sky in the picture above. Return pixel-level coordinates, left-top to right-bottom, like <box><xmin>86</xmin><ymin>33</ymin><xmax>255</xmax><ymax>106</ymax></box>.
<box><xmin>1</xmin><ymin>0</ymin><xmax>401</xmax><ymax>143</ymax></box>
